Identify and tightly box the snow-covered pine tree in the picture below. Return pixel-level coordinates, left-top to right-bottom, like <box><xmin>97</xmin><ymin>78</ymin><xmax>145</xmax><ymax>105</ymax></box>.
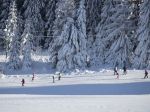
<box><xmin>0</xmin><ymin>0</ymin><xmax>4</xmax><ymax>49</ymax></box>
<box><xmin>55</xmin><ymin>17</ymin><xmax>78</xmax><ymax>72</ymax></box>
<box><xmin>128</xmin><ymin>0</ymin><xmax>141</xmax><ymax>52</ymax></box>
<box><xmin>17</xmin><ymin>13</ymin><xmax>24</xmax><ymax>40</ymax></box>
<box><xmin>94</xmin><ymin>0</ymin><xmax>116</xmax><ymax>66</ymax></box>
<box><xmin>74</xmin><ymin>0</ymin><xmax>88</xmax><ymax>68</ymax></box>
<box><xmin>6</xmin><ymin>1</ymin><xmax>21</xmax><ymax>70</ymax></box>
<box><xmin>22</xmin><ymin>19</ymin><xmax>33</xmax><ymax>70</ymax></box>
<box><xmin>49</xmin><ymin>0</ymin><xmax>88</xmax><ymax>72</ymax></box>
<box><xmin>133</xmin><ymin>0</ymin><xmax>150</xmax><ymax>69</ymax></box>
<box><xmin>0</xmin><ymin>0</ymin><xmax>11</xmax><ymax>30</ymax></box>
<box><xmin>104</xmin><ymin>0</ymin><xmax>132</xmax><ymax>67</ymax></box>
<box><xmin>44</xmin><ymin>0</ymin><xmax>57</xmax><ymax>48</ymax></box>
<box><xmin>23</xmin><ymin>0</ymin><xmax>44</xmax><ymax>50</ymax></box>
<box><xmin>85</xmin><ymin>0</ymin><xmax>104</xmax><ymax>47</ymax></box>
<box><xmin>49</xmin><ymin>0</ymin><xmax>76</xmax><ymax>70</ymax></box>
<box><xmin>0</xmin><ymin>1</ymin><xmax>4</xmax><ymax>33</ymax></box>
<box><xmin>0</xmin><ymin>0</ymin><xmax>11</xmax><ymax>50</ymax></box>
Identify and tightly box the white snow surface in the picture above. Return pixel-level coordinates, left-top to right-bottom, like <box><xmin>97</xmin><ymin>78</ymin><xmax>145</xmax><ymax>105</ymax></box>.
<box><xmin>0</xmin><ymin>55</ymin><xmax>150</xmax><ymax>112</ymax></box>
<box><xmin>0</xmin><ymin>69</ymin><xmax>150</xmax><ymax>112</ymax></box>
<box><xmin>0</xmin><ymin>95</ymin><xmax>150</xmax><ymax>112</ymax></box>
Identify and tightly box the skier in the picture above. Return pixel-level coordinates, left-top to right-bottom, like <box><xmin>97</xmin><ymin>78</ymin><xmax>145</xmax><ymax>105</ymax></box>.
<box><xmin>52</xmin><ymin>76</ymin><xmax>55</xmax><ymax>83</ymax></box>
<box><xmin>21</xmin><ymin>78</ymin><xmax>25</xmax><ymax>86</ymax></box>
<box><xmin>58</xmin><ymin>73</ymin><xmax>61</xmax><ymax>81</ymax></box>
<box><xmin>114</xmin><ymin>66</ymin><xmax>118</xmax><ymax>75</ymax></box>
<box><xmin>144</xmin><ymin>69</ymin><xmax>148</xmax><ymax>79</ymax></box>
<box><xmin>32</xmin><ymin>72</ymin><xmax>35</xmax><ymax>81</ymax></box>
<box><xmin>123</xmin><ymin>65</ymin><xmax>127</xmax><ymax>75</ymax></box>
<box><xmin>116</xmin><ymin>72</ymin><xmax>119</xmax><ymax>79</ymax></box>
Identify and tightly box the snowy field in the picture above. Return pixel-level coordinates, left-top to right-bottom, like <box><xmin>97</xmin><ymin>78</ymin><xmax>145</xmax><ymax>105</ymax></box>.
<box><xmin>0</xmin><ymin>95</ymin><xmax>150</xmax><ymax>112</ymax></box>
<box><xmin>0</xmin><ymin>70</ymin><xmax>150</xmax><ymax>112</ymax></box>
<box><xmin>0</xmin><ymin>70</ymin><xmax>150</xmax><ymax>95</ymax></box>
<box><xmin>0</xmin><ymin>55</ymin><xmax>150</xmax><ymax>112</ymax></box>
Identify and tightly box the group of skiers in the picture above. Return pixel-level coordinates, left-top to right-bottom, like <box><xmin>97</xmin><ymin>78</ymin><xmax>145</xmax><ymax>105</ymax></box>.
<box><xmin>21</xmin><ymin>68</ymin><xmax>149</xmax><ymax>86</ymax></box>
<box><xmin>114</xmin><ymin>65</ymin><xmax>149</xmax><ymax>79</ymax></box>
<box><xmin>21</xmin><ymin>72</ymin><xmax>35</xmax><ymax>86</ymax></box>
<box><xmin>21</xmin><ymin>72</ymin><xmax>61</xmax><ymax>86</ymax></box>
<box><xmin>114</xmin><ymin>65</ymin><xmax>127</xmax><ymax>79</ymax></box>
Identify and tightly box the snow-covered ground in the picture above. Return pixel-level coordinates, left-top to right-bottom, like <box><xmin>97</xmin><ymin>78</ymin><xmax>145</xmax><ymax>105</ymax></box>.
<box><xmin>0</xmin><ymin>55</ymin><xmax>150</xmax><ymax>112</ymax></box>
<box><xmin>0</xmin><ymin>95</ymin><xmax>150</xmax><ymax>112</ymax></box>
<box><xmin>0</xmin><ymin>70</ymin><xmax>150</xmax><ymax>95</ymax></box>
<box><xmin>0</xmin><ymin>70</ymin><xmax>150</xmax><ymax>112</ymax></box>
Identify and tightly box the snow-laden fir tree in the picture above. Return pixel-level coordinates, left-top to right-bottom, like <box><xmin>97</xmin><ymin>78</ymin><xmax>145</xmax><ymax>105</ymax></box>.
<box><xmin>94</xmin><ymin>0</ymin><xmax>116</xmax><ymax>66</ymax></box>
<box><xmin>0</xmin><ymin>0</ymin><xmax>3</xmax><ymax>48</ymax></box>
<box><xmin>4</xmin><ymin>1</ymin><xmax>15</xmax><ymax>54</ymax></box>
<box><xmin>44</xmin><ymin>0</ymin><xmax>57</xmax><ymax>48</ymax></box>
<box><xmin>104</xmin><ymin>0</ymin><xmax>132</xmax><ymax>67</ymax></box>
<box><xmin>17</xmin><ymin>13</ymin><xmax>24</xmax><ymax>40</ymax></box>
<box><xmin>74</xmin><ymin>0</ymin><xmax>88</xmax><ymax>68</ymax></box>
<box><xmin>133</xmin><ymin>0</ymin><xmax>150</xmax><ymax>69</ymax></box>
<box><xmin>0</xmin><ymin>0</ymin><xmax>11</xmax><ymax>50</ymax></box>
<box><xmin>128</xmin><ymin>0</ymin><xmax>141</xmax><ymax>52</ymax></box>
<box><xmin>49</xmin><ymin>0</ymin><xmax>76</xmax><ymax>69</ymax></box>
<box><xmin>0</xmin><ymin>0</ymin><xmax>11</xmax><ymax>30</ymax></box>
<box><xmin>85</xmin><ymin>0</ymin><xmax>104</xmax><ymax>47</ymax></box>
<box><xmin>6</xmin><ymin>1</ymin><xmax>21</xmax><ymax>70</ymax></box>
<box><xmin>23</xmin><ymin>0</ymin><xmax>44</xmax><ymax>50</ymax></box>
<box><xmin>55</xmin><ymin>17</ymin><xmax>79</xmax><ymax>72</ymax></box>
<box><xmin>49</xmin><ymin>0</ymin><xmax>88</xmax><ymax>72</ymax></box>
<box><xmin>22</xmin><ymin>19</ymin><xmax>33</xmax><ymax>70</ymax></box>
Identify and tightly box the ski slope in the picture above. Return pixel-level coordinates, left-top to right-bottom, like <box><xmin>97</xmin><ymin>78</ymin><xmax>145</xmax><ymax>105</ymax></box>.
<box><xmin>0</xmin><ymin>70</ymin><xmax>150</xmax><ymax>95</ymax></box>
<box><xmin>0</xmin><ymin>70</ymin><xmax>150</xmax><ymax>112</ymax></box>
<box><xmin>0</xmin><ymin>55</ymin><xmax>150</xmax><ymax>112</ymax></box>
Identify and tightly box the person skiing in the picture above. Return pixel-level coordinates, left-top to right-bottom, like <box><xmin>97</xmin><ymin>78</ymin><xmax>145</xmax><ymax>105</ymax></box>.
<box><xmin>116</xmin><ymin>72</ymin><xmax>119</xmax><ymax>79</ymax></box>
<box><xmin>58</xmin><ymin>73</ymin><xmax>61</xmax><ymax>81</ymax></box>
<box><xmin>32</xmin><ymin>72</ymin><xmax>35</xmax><ymax>81</ymax></box>
<box><xmin>21</xmin><ymin>78</ymin><xmax>25</xmax><ymax>86</ymax></box>
<box><xmin>52</xmin><ymin>76</ymin><xmax>55</xmax><ymax>83</ymax></box>
<box><xmin>114</xmin><ymin>66</ymin><xmax>118</xmax><ymax>75</ymax></box>
<box><xmin>123</xmin><ymin>65</ymin><xmax>127</xmax><ymax>75</ymax></box>
<box><xmin>144</xmin><ymin>69</ymin><xmax>148</xmax><ymax>79</ymax></box>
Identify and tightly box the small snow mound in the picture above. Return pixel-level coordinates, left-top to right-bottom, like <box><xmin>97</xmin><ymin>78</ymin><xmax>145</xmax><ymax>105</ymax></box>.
<box><xmin>100</xmin><ymin>69</ymin><xmax>107</xmax><ymax>73</ymax></box>
<box><xmin>75</xmin><ymin>69</ymin><xmax>80</xmax><ymax>73</ymax></box>
<box><xmin>55</xmin><ymin>72</ymin><xmax>60</xmax><ymax>75</ymax></box>
<box><xmin>0</xmin><ymin>74</ymin><xmax>5</xmax><ymax>79</ymax></box>
<box><xmin>85</xmin><ymin>70</ymin><xmax>95</xmax><ymax>74</ymax></box>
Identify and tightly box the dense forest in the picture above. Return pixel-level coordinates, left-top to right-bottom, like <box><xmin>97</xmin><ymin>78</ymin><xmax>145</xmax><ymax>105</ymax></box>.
<box><xmin>0</xmin><ymin>0</ymin><xmax>149</xmax><ymax>72</ymax></box>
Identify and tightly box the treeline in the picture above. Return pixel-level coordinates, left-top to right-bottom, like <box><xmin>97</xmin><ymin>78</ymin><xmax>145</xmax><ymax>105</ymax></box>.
<box><xmin>0</xmin><ymin>0</ymin><xmax>149</xmax><ymax>72</ymax></box>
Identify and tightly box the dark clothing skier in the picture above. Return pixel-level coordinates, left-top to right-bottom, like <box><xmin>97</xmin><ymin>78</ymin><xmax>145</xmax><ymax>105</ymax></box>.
<box><xmin>58</xmin><ymin>73</ymin><xmax>61</xmax><ymax>81</ymax></box>
<box><xmin>21</xmin><ymin>78</ymin><xmax>25</xmax><ymax>86</ymax></box>
<box><xmin>123</xmin><ymin>66</ymin><xmax>127</xmax><ymax>75</ymax></box>
<box><xmin>114</xmin><ymin>67</ymin><xmax>118</xmax><ymax>75</ymax></box>
<box><xmin>144</xmin><ymin>70</ymin><xmax>148</xmax><ymax>79</ymax></box>
<box><xmin>32</xmin><ymin>73</ymin><xmax>35</xmax><ymax>81</ymax></box>
<box><xmin>52</xmin><ymin>76</ymin><xmax>55</xmax><ymax>83</ymax></box>
<box><xmin>116</xmin><ymin>72</ymin><xmax>119</xmax><ymax>79</ymax></box>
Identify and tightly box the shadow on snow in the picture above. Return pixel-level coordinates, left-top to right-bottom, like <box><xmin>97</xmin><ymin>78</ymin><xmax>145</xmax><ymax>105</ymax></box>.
<box><xmin>0</xmin><ymin>81</ymin><xmax>150</xmax><ymax>95</ymax></box>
